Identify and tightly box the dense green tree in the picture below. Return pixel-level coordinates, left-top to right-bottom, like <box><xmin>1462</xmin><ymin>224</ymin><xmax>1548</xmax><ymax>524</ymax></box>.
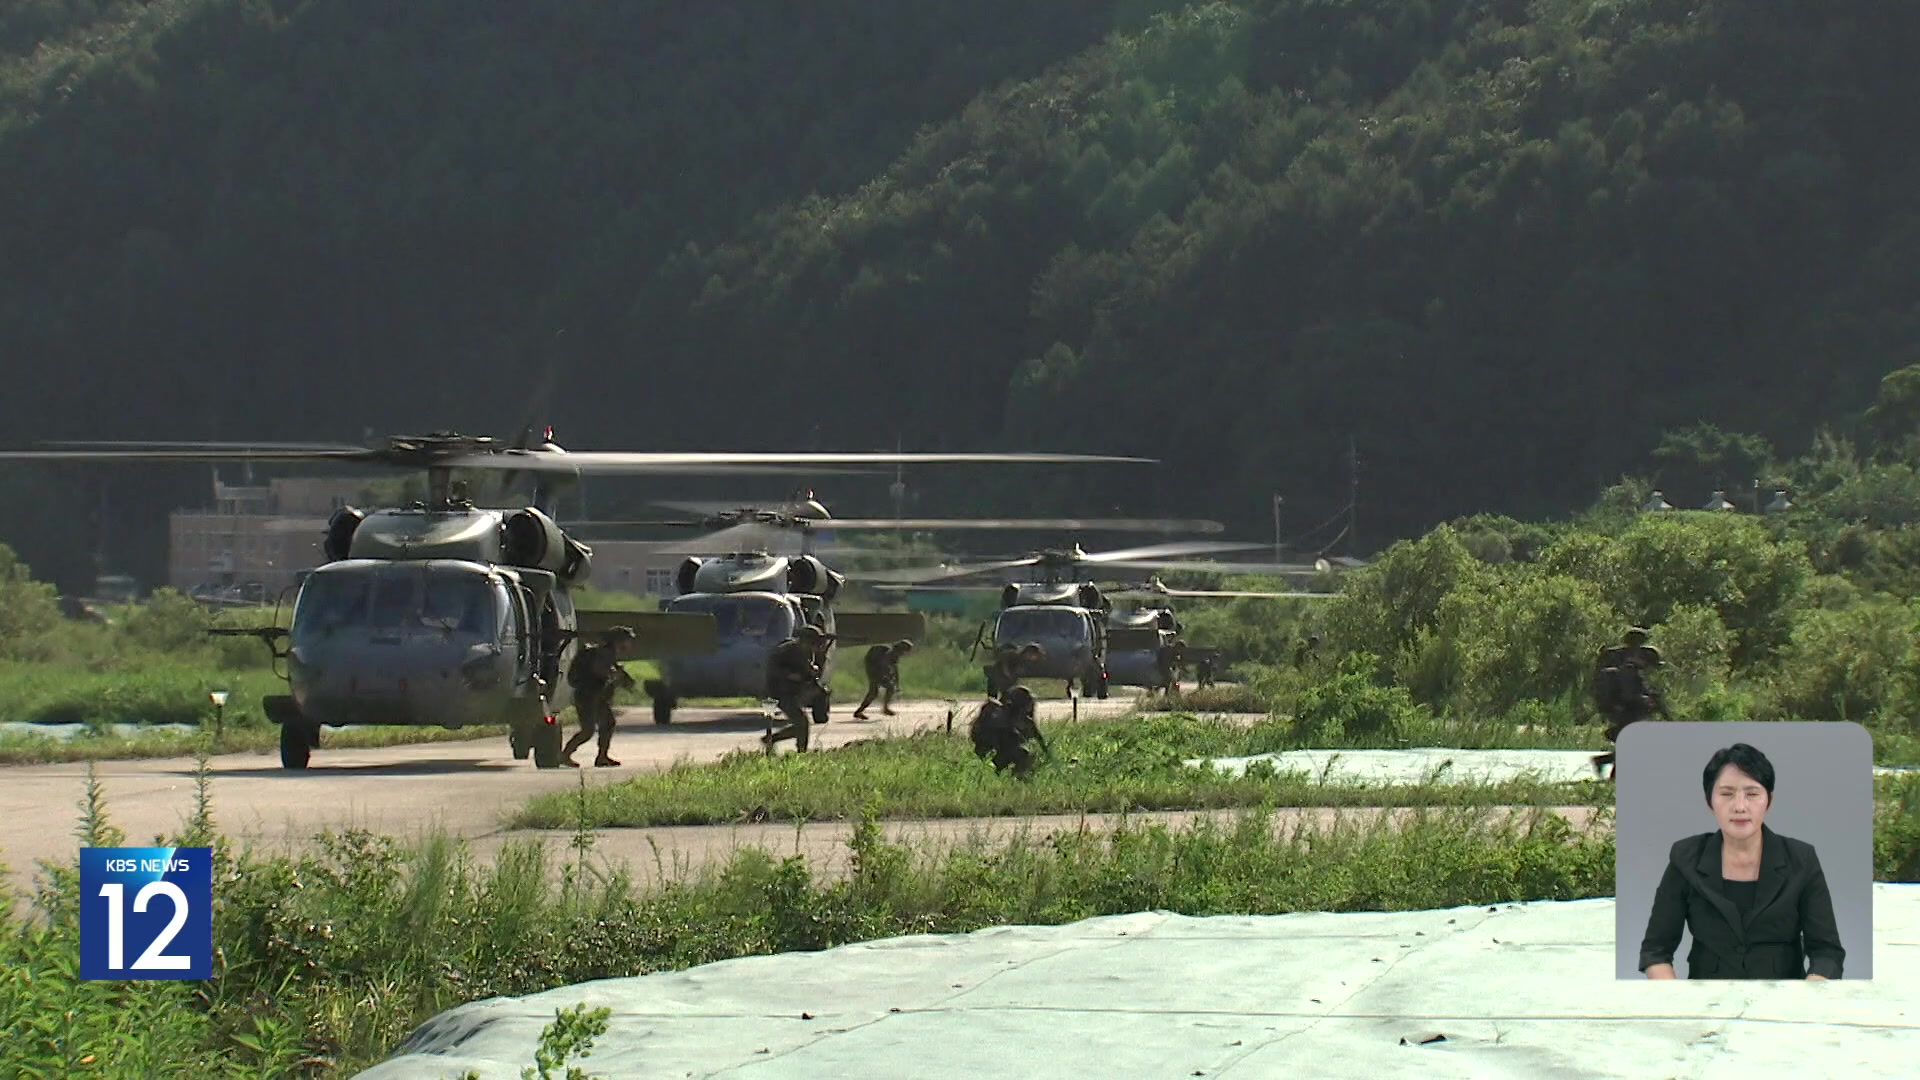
<box><xmin>3</xmin><ymin>1</ymin><xmax>1918</xmax><ymax>592</ymax></box>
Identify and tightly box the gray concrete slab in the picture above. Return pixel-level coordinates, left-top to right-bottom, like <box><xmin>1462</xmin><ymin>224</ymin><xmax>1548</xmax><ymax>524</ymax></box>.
<box><xmin>1190</xmin><ymin>748</ymin><xmax>1915</xmax><ymax>786</ymax></box>
<box><xmin>0</xmin><ymin>721</ymin><xmax>199</xmax><ymax>741</ymax></box>
<box><xmin>356</xmin><ymin>886</ymin><xmax>1920</xmax><ymax>1079</ymax></box>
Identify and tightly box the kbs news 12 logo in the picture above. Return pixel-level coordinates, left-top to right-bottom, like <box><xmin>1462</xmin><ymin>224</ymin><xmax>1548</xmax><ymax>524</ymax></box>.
<box><xmin>79</xmin><ymin>847</ymin><xmax>213</xmax><ymax>980</ymax></box>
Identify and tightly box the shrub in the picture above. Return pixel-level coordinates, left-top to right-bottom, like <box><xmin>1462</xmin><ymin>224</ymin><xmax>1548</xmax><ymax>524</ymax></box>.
<box><xmin>1290</xmin><ymin>653</ymin><xmax>1428</xmax><ymax>743</ymax></box>
<box><xmin>1760</xmin><ymin>597</ymin><xmax>1920</xmax><ymax>727</ymax></box>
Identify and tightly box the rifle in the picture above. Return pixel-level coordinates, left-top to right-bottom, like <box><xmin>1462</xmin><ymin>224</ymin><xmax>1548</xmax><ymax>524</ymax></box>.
<box><xmin>1021</xmin><ymin>714</ymin><xmax>1052</xmax><ymax>760</ymax></box>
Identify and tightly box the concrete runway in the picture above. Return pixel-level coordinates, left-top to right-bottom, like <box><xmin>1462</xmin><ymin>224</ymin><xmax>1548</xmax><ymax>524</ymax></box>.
<box><xmin>1</xmin><ymin>697</ymin><xmax>1608</xmax><ymax>912</ymax></box>
<box><xmin>0</xmin><ymin>696</ymin><xmax>1143</xmax><ymax>902</ymax></box>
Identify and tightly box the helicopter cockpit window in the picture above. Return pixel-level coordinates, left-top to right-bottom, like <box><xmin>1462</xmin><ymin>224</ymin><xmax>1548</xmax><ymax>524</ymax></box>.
<box><xmin>995</xmin><ymin>607</ymin><xmax>1086</xmax><ymax>644</ymax></box>
<box><xmin>291</xmin><ymin>574</ymin><xmax>368</xmax><ymax>641</ymax></box>
<box><xmin>421</xmin><ymin>575</ymin><xmax>497</xmax><ymax>635</ymax></box>
<box><xmin>367</xmin><ymin>572</ymin><xmax>420</xmax><ymax>630</ymax></box>
<box><xmin>665</xmin><ymin>595</ymin><xmax>794</xmax><ymax>640</ymax></box>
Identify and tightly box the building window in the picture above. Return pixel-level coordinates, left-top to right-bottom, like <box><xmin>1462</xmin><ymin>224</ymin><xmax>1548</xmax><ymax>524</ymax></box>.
<box><xmin>644</xmin><ymin>569</ymin><xmax>675</xmax><ymax>596</ymax></box>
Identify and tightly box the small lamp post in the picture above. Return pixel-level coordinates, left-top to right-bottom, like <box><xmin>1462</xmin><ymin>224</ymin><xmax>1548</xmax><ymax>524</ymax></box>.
<box><xmin>1643</xmin><ymin>490</ymin><xmax>1674</xmax><ymax>512</ymax></box>
<box><xmin>209</xmin><ymin>690</ymin><xmax>229</xmax><ymax>740</ymax></box>
<box><xmin>1702</xmin><ymin>490</ymin><xmax>1737</xmax><ymax>512</ymax></box>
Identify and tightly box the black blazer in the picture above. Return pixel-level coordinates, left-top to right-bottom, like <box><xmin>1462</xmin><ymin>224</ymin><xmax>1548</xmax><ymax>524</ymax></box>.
<box><xmin>1638</xmin><ymin>824</ymin><xmax>1845</xmax><ymax>979</ymax></box>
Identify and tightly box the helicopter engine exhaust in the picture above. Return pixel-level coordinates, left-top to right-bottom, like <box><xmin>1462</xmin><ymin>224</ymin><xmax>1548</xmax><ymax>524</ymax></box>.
<box><xmin>502</xmin><ymin>507</ymin><xmax>590</xmax><ymax>582</ymax></box>
<box><xmin>323</xmin><ymin>507</ymin><xmax>364</xmax><ymax>562</ymax></box>
<box><xmin>786</xmin><ymin>555</ymin><xmax>842</xmax><ymax>600</ymax></box>
<box><xmin>675</xmin><ymin>557</ymin><xmax>703</xmax><ymax>596</ymax></box>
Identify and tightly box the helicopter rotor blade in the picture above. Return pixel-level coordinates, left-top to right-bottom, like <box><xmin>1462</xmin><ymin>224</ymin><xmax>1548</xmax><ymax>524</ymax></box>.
<box><xmin>0</xmin><ymin>441</ymin><xmax>1148</xmax><ymax>477</ymax></box>
<box><xmin>866</xmin><ymin>583</ymin><xmax>1011</xmax><ymax>593</ymax></box>
<box><xmin>783</xmin><ymin>517</ymin><xmax>1227</xmax><ymax>533</ymax></box>
<box><xmin>0</xmin><ymin>445</ymin><xmax>848</xmax><ymax>475</ymax></box>
<box><xmin>448</xmin><ymin>450</ymin><xmax>1155</xmax><ymax>474</ymax></box>
<box><xmin>1151</xmin><ymin>587</ymin><xmax>1339</xmax><ymax>599</ymax></box>
<box><xmin>1076</xmin><ymin>540</ymin><xmax>1269</xmax><ymax>563</ymax></box>
<box><xmin>42</xmin><ymin>439</ymin><xmax>375</xmax><ymax>452</ymax></box>
<box><xmin>0</xmin><ymin>447</ymin><xmax>383</xmax><ymax>462</ymax></box>
<box><xmin>1131</xmin><ymin>560</ymin><xmax>1345</xmax><ymax>575</ymax></box>
<box><xmin>846</xmin><ymin>555</ymin><xmax>1044</xmax><ymax>584</ymax></box>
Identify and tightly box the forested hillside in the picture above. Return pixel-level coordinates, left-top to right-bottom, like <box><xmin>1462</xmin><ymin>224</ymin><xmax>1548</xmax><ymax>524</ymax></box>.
<box><xmin>3</xmin><ymin>0</ymin><xmax>1917</xmax><ymax>591</ymax></box>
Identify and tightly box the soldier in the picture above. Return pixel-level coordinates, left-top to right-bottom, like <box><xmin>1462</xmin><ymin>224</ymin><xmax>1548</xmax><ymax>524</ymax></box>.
<box><xmin>763</xmin><ymin>624</ymin><xmax>828</xmax><ymax>751</ymax></box>
<box><xmin>562</xmin><ymin>626</ymin><xmax>635</xmax><ymax>768</ymax></box>
<box><xmin>1293</xmin><ymin>634</ymin><xmax>1320</xmax><ymax>668</ymax></box>
<box><xmin>1155</xmin><ymin>637</ymin><xmax>1187</xmax><ymax>693</ymax></box>
<box><xmin>1194</xmin><ymin>651</ymin><xmax>1217</xmax><ymax>688</ymax></box>
<box><xmin>853</xmin><ymin>639</ymin><xmax>914</xmax><ymax>719</ymax></box>
<box><xmin>970</xmin><ymin>684</ymin><xmax>1050</xmax><ymax>779</ymax></box>
<box><xmin>984</xmin><ymin>641</ymin><xmax>1046</xmax><ymax>698</ymax></box>
<box><xmin>1590</xmin><ymin>627</ymin><xmax>1669</xmax><ymax>778</ymax></box>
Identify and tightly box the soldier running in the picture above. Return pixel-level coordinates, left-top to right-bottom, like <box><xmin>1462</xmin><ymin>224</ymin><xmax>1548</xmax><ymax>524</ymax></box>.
<box><xmin>1590</xmin><ymin>626</ymin><xmax>1668</xmax><ymax>778</ymax></box>
<box><xmin>853</xmin><ymin>639</ymin><xmax>914</xmax><ymax>719</ymax></box>
<box><xmin>763</xmin><ymin>624</ymin><xmax>829</xmax><ymax>751</ymax></box>
<box><xmin>563</xmin><ymin>627</ymin><xmax>635</xmax><ymax>768</ymax></box>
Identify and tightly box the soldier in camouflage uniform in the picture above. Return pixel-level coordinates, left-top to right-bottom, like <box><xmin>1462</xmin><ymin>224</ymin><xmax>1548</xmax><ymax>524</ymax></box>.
<box><xmin>984</xmin><ymin>641</ymin><xmax>1046</xmax><ymax>699</ymax></box>
<box><xmin>1293</xmin><ymin>634</ymin><xmax>1320</xmax><ymax>668</ymax></box>
<box><xmin>971</xmin><ymin>684</ymin><xmax>1049</xmax><ymax>779</ymax></box>
<box><xmin>853</xmin><ymin>639</ymin><xmax>914</xmax><ymax>719</ymax></box>
<box><xmin>1590</xmin><ymin>627</ymin><xmax>1668</xmax><ymax>778</ymax></box>
<box><xmin>1155</xmin><ymin>637</ymin><xmax>1187</xmax><ymax>693</ymax></box>
<box><xmin>563</xmin><ymin>626</ymin><xmax>635</xmax><ymax>768</ymax></box>
<box><xmin>763</xmin><ymin>624</ymin><xmax>829</xmax><ymax>751</ymax></box>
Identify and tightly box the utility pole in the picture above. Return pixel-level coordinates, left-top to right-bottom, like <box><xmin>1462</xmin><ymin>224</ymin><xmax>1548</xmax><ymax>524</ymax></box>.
<box><xmin>1272</xmin><ymin>494</ymin><xmax>1283</xmax><ymax>564</ymax></box>
<box><xmin>1347</xmin><ymin>434</ymin><xmax>1359</xmax><ymax>556</ymax></box>
<box><xmin>890</xmin><ymin>433</ymin><xmax>906</xmax><ymax>519</ymax></box>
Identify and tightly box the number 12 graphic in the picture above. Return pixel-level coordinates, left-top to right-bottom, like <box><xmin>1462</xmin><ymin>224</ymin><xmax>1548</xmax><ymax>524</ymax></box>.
<box><xmin>79</xmin><ymin>847</ymin><xmax>212</xmax><ymax>980</ymax></box>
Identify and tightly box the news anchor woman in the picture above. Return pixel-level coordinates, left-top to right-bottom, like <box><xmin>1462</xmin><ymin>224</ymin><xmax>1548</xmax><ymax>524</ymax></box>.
<box><xmin>1638</xmin><ymin>742</ymin><xmax>1845</xmax><ymax>980</ymax></box>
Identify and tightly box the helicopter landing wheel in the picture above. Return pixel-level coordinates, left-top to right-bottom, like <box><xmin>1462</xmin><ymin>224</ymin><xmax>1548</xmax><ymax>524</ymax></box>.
<box><xmin>653</xmin><ymin>695</ymin><xmax>675</xmax><ymax>726</ymax></box>
<box><xmin>509</xmin><ymin>724</ymin><xmax>531</xmax><ymax>760</ymax></box>
<box><xmin>279</xmin><ymin>720</ymin><xmax>318</xmax><ymax>770</ymax></box>
<box><xmin>811</xmin><ymin>691</ymin><xmax>831</xmax><ymax>726</ymax></box>
<box><xmin>531</xmin><ymin>720</ymin><xmax>565</xmax><ymax>768</ymax></box>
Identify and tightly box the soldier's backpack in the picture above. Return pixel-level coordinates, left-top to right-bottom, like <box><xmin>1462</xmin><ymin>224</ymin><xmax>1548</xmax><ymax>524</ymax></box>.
<box><xmin>1592</xmin><ymin>648</ymin><xmax>1640</xmax><ymax>711</ymax></box>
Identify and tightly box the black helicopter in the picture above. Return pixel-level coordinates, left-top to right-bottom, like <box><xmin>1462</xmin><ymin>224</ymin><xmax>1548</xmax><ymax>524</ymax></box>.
<box><xmin>0</xmin><ymin>432</ymin><xmax>1153</xmax><ymax>768</ymax></box>
<box><xmin>568</xmin><ymin>494</ymin><xmax>1232</xmax><ymax>723</ymax></box>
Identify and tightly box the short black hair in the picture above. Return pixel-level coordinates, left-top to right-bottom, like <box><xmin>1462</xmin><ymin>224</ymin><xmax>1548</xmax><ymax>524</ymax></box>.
<box><xmin>1702</xmin><ymin>743</ymin><xmax>1775</xmax><ymax>806</ymax></box>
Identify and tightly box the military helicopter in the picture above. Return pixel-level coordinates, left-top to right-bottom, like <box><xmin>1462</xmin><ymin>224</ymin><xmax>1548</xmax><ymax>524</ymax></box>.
<box><xmin>854</xmin><ymin>540</ymin><xmax>1272</xmax><ymax>697</ymax></box>
<box><xmin>572</xmin><ymin>495</ymin><xmax>1231</xmax><ymax>723</ymax></box>
<box><xmin>1098</xmin><ymin>569</ymin><xmax>1346</xmax><ymax>691</ymax></box>
<box><xmin>0</xmin><ymin>432</ymin><xmax>1152</xmax><ymax>768</ymax></box>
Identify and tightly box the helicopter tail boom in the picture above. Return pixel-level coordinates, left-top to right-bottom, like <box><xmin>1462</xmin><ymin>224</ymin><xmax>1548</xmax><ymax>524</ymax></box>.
<box><xmin>574</xmin><ymin>609</ymin><xmax>722</xmax><ymax>659</ymax></box>
<box><xmin>833</xmin><ymin>611</ymin><xmax>926</xmax><ymax>647</ymax></box>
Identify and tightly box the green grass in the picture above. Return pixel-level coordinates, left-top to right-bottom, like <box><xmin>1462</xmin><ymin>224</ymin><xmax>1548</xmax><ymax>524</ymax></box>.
<box><xmin>0</xmin><ymin>660</ymin><xmax>286</xmax><ymax>727</ymax></box>
<box><xmin>515</xmin><ymin>710</ymin><xmax>1920</xmax><ymax>829</ymax></box>
<box><xmin>4</xmin><ymin>763</ymin><xmax>1915</xmax><ymax>1077</ymax></box>
<box><xmin>513</xmin><ymin>713</ymin><xmax>1616</xmax><ymax>828</ymax></box>
<box><xmin>0</xmin><ymin>763</ymin><xmax>1617</xmax><ymax>1078</ymax></box>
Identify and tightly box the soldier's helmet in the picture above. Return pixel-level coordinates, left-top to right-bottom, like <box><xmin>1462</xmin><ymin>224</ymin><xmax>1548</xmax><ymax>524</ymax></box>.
<box><xmin>1004</xmin><ymin>685</ymin><xmax>1036</xmax><ymax>710</ymax></box>
<box><xmin>1019</xmin><ymin>642</ymin><xmax>1046</xmax><ymax>662</ymax></box>
<box><xmin>893</xmin><ymin>639</ymin><xmax>915</xmax><ymax>653</ymax></box>
<box><xmin>1624</xmin><ymin>627</ymin><xmax>1650</xmax><ymax>644</ymax></box>
<box><xmin>601</xmin><ymin>626</ymin><xmax>636</xmax><ymax>643</ymax></box>
<box><xmin>797</xmin><ymin>624</ymin><xmax>824</xmax><ymax>640</ymax></box>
